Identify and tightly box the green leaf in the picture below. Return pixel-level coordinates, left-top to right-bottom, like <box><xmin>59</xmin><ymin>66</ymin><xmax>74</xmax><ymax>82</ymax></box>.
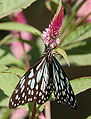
<box><xmin>87</xmin><ymin>116</ymin><xmax>91</xmax><ymax>119</ymax></box>
<box><xmin>68</xmin><ymin>53</ymin><xmax>91</xmax><ymax>66</ymax></box>
<box><xmin>0</xmin><ymin>64</ymin><xmax>8</xmax><ymax>71</ymax></box>
<box><xmin>0</xmin><ymin>72</ymin><xmax>19</xmax><ymax>96</ymax></box>
<box><xmin>56</xmin><ymin>48</ymin><xmax>70</xmax><ymax>66</ymax></box>
<box><xmin>0</xmin><ymin>89</ymin><xmax>9</xmax><ymax>107</ymax></box>
<box><xmin>61</xmin><ymin>39</ymin><xmax>91</xmax><ymax>66</ymax></box>
<box><xmin>0</xmin><ymin>47</ymin><xmax>25</xmax><ymax>68</ymax></box>
<box><xmin>1</xmin><ymin>108</ymin><xmax>11</xmax><ymax>119</ymax></box>
<box><xmin>0</xmin><ymin>65</ymin><xmax>26</xmax><ymax>97</ymax></box>
<box><xmin>0</xmin><ymin>34</ymin><xmax>13</xmax><ymax>46</ymax></box>
<box><xmin>71</xmin><ymin>77</ymin><xmax>91</xmax><ymax>95</ymax></box>
<box><xmin>61</xmin><ymin>23</ymin><xmax>91</xmax><ymax>50</ymax></box>
<box><xmin>5</xmin><ymin>67</ymin><xmax>25</xmax><ymax>77</ymax></box>
<box><xmin>0</xmin><ymin>66</ymin><xmax>29</xmax><ymax>110</ymax></box>
<box><xmin>0</xmin><ymin>97</ymin><xmax>9</xmax><ymax>107</ymax></box>
<box><xmin>0</xmin><ymin>22</ymin><xmax>41</xmax><ymax>36</ymax></box>
<box><xmin>0</xmin><ymin>0</ymin><xmax>36</xmax><ymax>19</ymax></box>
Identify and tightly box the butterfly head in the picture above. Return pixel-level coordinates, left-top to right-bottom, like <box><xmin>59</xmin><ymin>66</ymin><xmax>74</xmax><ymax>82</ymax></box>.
<box><xmin>44</xmin><ymin>44</ymin><xmax>57</xmax><ymax>60</ymax></box>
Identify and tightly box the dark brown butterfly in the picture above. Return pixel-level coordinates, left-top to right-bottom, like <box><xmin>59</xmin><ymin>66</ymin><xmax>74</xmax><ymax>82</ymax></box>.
<box><xmin>9</xmin><ymin>47</ymin><xmax>77</xmax><ymax>109</ymax></box>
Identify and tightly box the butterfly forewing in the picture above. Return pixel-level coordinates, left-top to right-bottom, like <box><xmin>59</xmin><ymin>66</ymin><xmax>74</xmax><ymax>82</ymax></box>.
<box><xmin>52</xmin><ymin>56</ymin><xmax>77</xmax><ymax>109</ymax></box>
<box><xmin>9</xmin><ymin>56</ymin><xmax>50</xmax><ymax>109</ymax></box>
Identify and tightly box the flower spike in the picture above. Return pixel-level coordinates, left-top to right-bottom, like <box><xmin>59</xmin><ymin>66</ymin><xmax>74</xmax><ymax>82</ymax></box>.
<box><xmin>42</xmin><ymin>5</ymin><xmax>64</xmax><ymax>48</ymax></box>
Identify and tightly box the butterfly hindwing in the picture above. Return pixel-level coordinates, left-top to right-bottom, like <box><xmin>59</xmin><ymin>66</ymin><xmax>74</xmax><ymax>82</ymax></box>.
<box><xmin>52</xmin><ymin>56</ymin><xmax>77</xmax><ymax>109</ymax></box>
<box><xmin>9</xmin><ymin>56</ymin><xmax>50</xmax><ymax>109</ymax></box>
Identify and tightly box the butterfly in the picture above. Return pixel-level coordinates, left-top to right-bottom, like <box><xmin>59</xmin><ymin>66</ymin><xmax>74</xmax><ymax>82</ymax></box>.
<box><xmin>9</xmin><ymin>46</ymin><xmax>77</xmax><ymax>109</ymax></box>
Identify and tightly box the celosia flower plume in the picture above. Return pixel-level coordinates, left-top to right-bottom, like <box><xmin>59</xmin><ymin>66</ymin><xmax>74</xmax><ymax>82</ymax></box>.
<box><xmin>42</xmin><ymin>6</ymin><xmax>64</xmax><ymax>48</ymax></box>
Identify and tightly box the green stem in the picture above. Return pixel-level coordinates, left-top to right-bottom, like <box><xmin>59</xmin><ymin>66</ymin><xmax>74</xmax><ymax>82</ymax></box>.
<box><xmin>31</xmin><ymin>102</ymin><xmax>36</xmax><ymax>119</ymax></box>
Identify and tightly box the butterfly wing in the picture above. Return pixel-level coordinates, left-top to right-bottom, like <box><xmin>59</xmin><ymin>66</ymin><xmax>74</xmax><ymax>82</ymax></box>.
<box><xmin>52</xmin><ymin>56</ymin><xmax>77</xmax><ymax>109</ymax></box>
<box><xmin>9</xmin><ymin>56</ymin><xmax>50</xmax><ymax>109</ymax></box>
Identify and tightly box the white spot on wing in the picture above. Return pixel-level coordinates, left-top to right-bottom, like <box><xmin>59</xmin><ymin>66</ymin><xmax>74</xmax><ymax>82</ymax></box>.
<box><xmin>30</xmin><ymin>78</ymin><xmax>35</xmax><ymax>89</ymax></box>
<box><xmin>15</xmin><ymin>95</ymin><xmax>18</xmax><ymax>100</ymax></box>
<box><xmin>36</xmin><ymin>91</ymin><xmax>38</xmax><ymax>95</ymax></box>
<box><xmin>60</xmin><ymin>70</ymin><xmax>64</xmax><ymax>79</ymax></box>
<box><xmin>53</xmin><ymin>59</ymin><xmax>59</xmax><ymax>70</ymax></box>
<box><xmin>31</xmin><ymin>90</ymin><xmax>34</xmax><ymax>95</ymax></box>
<box><xmin>28</xmin><ymin>69</ymin><xmax>34</xmax><ymax>78</ymax></box>
<box><xmin>38</xmin><ymin>100</ymin><xmax>41</xmax><ymax>103</ymax></box>
<box><xmin>14</xmin><ymin>104</ymin><xmax>16</xmax><ymax>106</ymax></box>
<box><xmin>36</xmin><ymin>58</ymin><xmax>45</xmax><ymax>70</ymax></box>
<box><xmin>30</xmin><ymin>98</ymin><xmax>32</xmax><ymax>101</ymax></box>
<box><xmin>28</xmin><ymin>80</ymin><xmax>31</xmax><ymax>85</ymax></box>
<box><xmin>25</xmin><ymin>96</ymin><xmax>27</xmax><ymax>100</ymax></box>
<box><xmin>42</xmin><ymin>95</ymin><xmax>44</xmax><ymax>99</ymax></box>
<box><xmin>12</xmin><ymin>102</ymin><xmax>14</xmax><ymax>105</ymax></box>
<box><xmin>10</xmin><ymin>99</ymin><xmax>12</xmax><ymax>102</ymax></box>
<box><xmin>70</xmin><ymin>96</ymin><xmax>73</xmax><ymax>101</ymax></box>
<box><xmin>15</xmin><ymin>89</ymin><xmax>18</xmax><ymax>94</ymax></box>
<box><xmin>62</xmin><ymin>90</ymin><xmax>65</xmax><ymax>96</ymax></box>
<box><xmin>36</xmin><ymin>84</ymin><xmax>38</xmax><ymax>90</ymax></box>
<box><xmin>41</xmin><ymin>78</ymin><xmax>46</xmax><ymax>92</ymax></box>
<box><xmin>20</xmin><ymin>76</ymin><xmax>25</xmax><ymax>84</ymax></box>
<box><xmin>18</xmin><ymin>97</ymin><xmax>20</xmax><ymax>100</ymax></box>
<box><xmin>39</xmin><ymin>92</ymin><xmax>42</xmax><ymax>96</ymax></box>
<box><xmin>60</xmin><ymin>80</ymin><xmax>64</xmax><ymax>90</ymax></box>
<box><xmin>36</xmin><ymin>69</ymin><xmax>43</xmax><ymax>83</ymax></box>
<box><xmin>28</xmin><ymin>98</ymin><xmax>31</xmax><ymax>101</ymax></box>
<box><xmin>28</xmin><ymin>90</ymin><xmax>31</xmax><ymax>95</ymax></box>
<box><xmin>42</xmin><ymin>100</ymin><xmax>44</xmax><ymax>103</ymax></box>
<box><xmin>43</xmin><ymin>63</ymin><xmax>49</xmax><ymax>82</ymax></box>
<box><xmin>22</xmin><ymin>101</ymin><xmax>24</xmax><ymax>104</ymax></box>
<box><xmin>22</xmin><ymin>92</ymin><xmax>25</xmax><ymax>97</ymax></box>
<box><xmin>34</xmin><ymin>97</ymin><xmax>37</xmax><ymax>99</ymax></box>
<box><xmin>21</xmin><ymin>85</ymin><xmax>25</xmax><ymax>93</ymax></box>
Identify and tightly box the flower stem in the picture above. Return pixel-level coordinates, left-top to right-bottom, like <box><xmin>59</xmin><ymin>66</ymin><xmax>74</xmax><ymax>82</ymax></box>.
<box><xmin>31</xmin><ymin>102</ymin><xmax>36</xmax><ymax>119</ymax></box>
<box><xmin>45</xmin><ymin>101</ymin><xmax>51</xmax><ymax>119</ymax></box>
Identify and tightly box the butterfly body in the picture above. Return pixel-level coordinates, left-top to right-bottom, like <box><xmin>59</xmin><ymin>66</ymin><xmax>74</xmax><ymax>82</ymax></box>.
<box><xmin>9</xmin><ymin>47</ymin><xmax>77</xmax><ymax>109</ymax></box>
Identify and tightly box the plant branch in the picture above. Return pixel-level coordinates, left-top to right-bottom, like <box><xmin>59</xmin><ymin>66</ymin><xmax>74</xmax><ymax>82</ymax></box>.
<box><xmin>20</xmin><ymin>34</ymin><xmax>37</xmax><ymax>119</ymax></box>
<box><xmin>19</xmin><ymin>33</ymin><xmax>30</xmax><ymax>70</ymax></box>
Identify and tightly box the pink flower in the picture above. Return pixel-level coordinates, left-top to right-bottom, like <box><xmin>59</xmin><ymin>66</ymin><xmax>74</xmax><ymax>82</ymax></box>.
<box><xmin>77</xmin><ymin>0</ymin><xmax>91</xmax><ymax>22</ymax></box>
<box><xmin>10</xmin><ymin>11</ymin><xmax>32</xmax><ymax>59</ymax></box>
<box><xmin>42</xmin><ymin>6</ymin><xmax>64</xmax><ymax>47</ymax></box>
<box><xmin>39</xmin><ymin>112</ymin><xmax>45</xmax><ymax>119</ymax></box>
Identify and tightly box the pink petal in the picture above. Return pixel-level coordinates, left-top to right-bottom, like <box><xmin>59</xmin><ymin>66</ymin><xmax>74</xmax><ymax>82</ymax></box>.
<box><xmin>10</xmin><ymin>41</ymin><xmax>31</xmax><ymax>59</ymax></box>
<box><xmin>15</xmin><ymin>11</ymin><xmax>27</xmax><ymax>24</ymax></box>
